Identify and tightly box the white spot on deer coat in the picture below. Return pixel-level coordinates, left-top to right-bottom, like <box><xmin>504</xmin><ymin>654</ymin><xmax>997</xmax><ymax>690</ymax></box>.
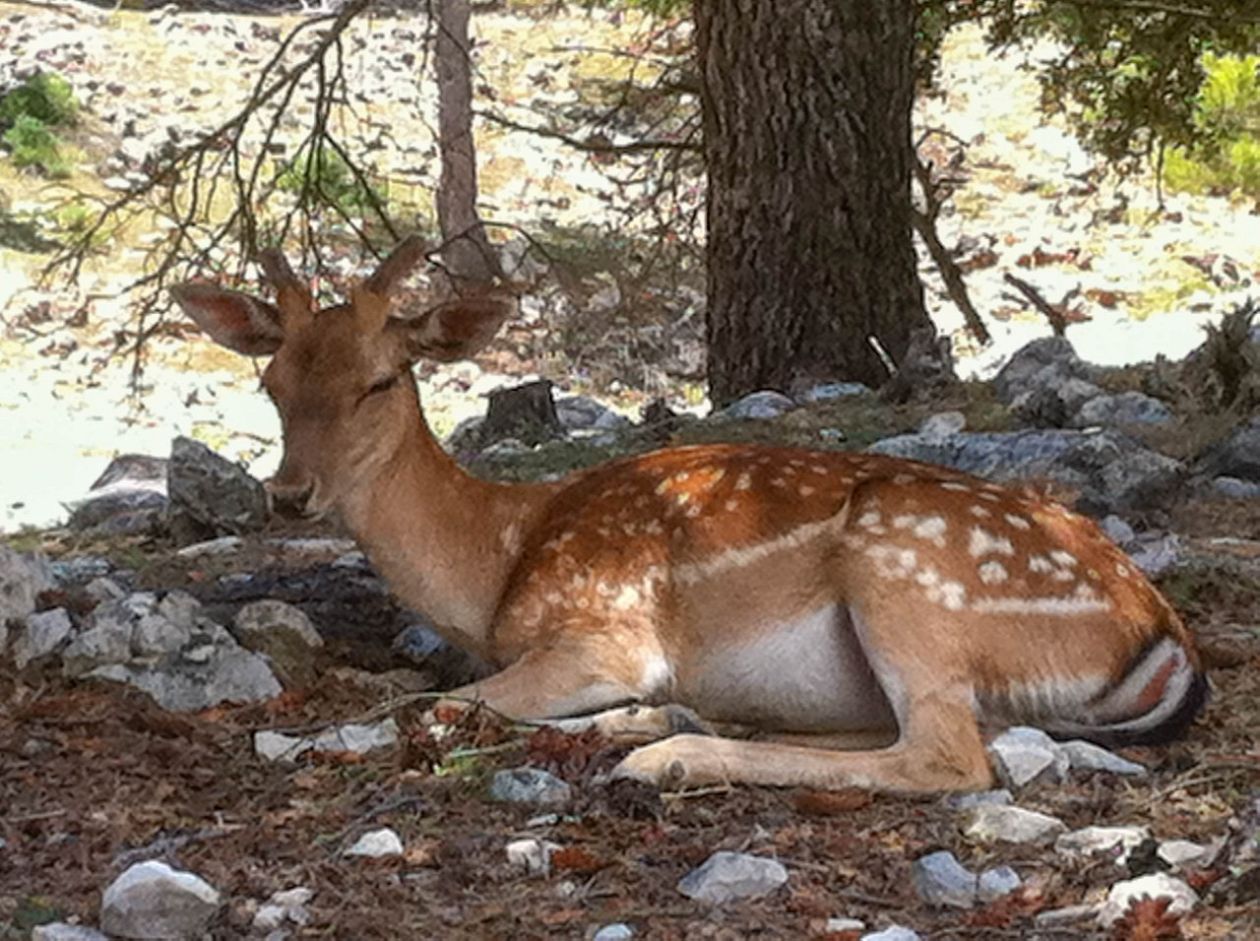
<box><xmin>969</xmin><ymin>527</ymin><xmax>1014</xmax><ymax>557</ymax></box>
<box><xmin>978</xmin><ymin>561</ymin><xmax>1008</xmax><ymax>584</ymax></box>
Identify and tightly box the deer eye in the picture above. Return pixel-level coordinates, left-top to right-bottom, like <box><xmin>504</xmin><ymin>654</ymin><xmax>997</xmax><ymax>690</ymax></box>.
<box><xmin>360</xmin><ymin>375</ymin><xmax>399</xmax><ymax>404</ymax></box>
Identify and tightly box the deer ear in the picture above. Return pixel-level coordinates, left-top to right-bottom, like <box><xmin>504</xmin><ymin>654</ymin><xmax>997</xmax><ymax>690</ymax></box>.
<box><xmin>171</xmin><ymin>283</ymin><xmax>285</xmax><ymax>356</ymax></box>
<box><xmin>392</xmin><ymin>295</ymin><xmax>512</xmax><ymax>362</ymax></box>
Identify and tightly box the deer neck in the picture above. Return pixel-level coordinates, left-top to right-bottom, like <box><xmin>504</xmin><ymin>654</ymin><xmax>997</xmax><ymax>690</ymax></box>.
<box><xmin>336</xmin><ymin>391</ymin><xmax>555</xmax><ymax>662</ymax></box>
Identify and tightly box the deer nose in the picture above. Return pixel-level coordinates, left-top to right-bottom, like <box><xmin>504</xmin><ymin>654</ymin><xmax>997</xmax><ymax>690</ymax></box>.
<box><xmin>266</xmin><ymin>479</ymin><xmax>315</xmax><ymax>519</ymax></box>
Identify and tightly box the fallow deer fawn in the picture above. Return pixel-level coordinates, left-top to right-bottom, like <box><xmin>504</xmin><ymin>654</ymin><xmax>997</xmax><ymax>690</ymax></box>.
<box><xmin>172</xmin><ymin>236</ymin><xmax>1207</xmax><ymax>793</ymax></box>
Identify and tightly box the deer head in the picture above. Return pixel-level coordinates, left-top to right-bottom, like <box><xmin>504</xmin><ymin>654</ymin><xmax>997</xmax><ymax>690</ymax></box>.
<box><xmin>170</xmin><ymin>237</ymin><xmax>513</xmax><ymax>519</ymax></box>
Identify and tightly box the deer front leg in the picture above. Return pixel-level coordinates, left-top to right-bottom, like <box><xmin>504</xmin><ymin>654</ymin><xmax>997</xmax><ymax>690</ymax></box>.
<box><xmin>612</xmin><ymin>689</ymin><xmax>992</xmax><ymax>794</ymax></box>
<box><xmin>431</xmin><ymin>643</ymin><xmax>704</xmax><ymax>744</ymax></box>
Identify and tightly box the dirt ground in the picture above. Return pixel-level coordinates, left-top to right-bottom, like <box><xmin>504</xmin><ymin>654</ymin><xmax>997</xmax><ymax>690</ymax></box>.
<box><xmin>2</xmin><ymin>504</ymin><xmax>1259</xmax><ymax>940</ymax></box>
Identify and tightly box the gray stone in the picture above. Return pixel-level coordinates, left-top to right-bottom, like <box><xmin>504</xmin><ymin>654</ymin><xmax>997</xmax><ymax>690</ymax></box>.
<box><xmin>84</xmin><ymin>577</ymin><xmax>127</xmax><ymax>604</ymax></box>
<box><xmin>233</xmin><ymin>599</ymin><xmax>324</xmax><ymax>687</ymax></box>
<box><xmin>67</xmin><ymin>484</ymin><xmax>168</xmax><ymax>535</ymax></box>
<box><xmin>1097</xmin><ymin>873</ymin><xmax>1198</xmax><ymax>927</ymax></box>
<box><xmin>911</xmin><ymin>851</ymin><xmax>977</xmax><ymax>909</ymax></box>
<box><xmin>1197</xmin><ymin>417</ymin><xmax>1260</xmax><ymax>481</ymax></box>
<box><xmin>100</xmin><ymin>860</ymin><xmax>221</xmax><ymax>939</ymax></box>
<box><xmin>62</xmin><ymin>624</ymin><xmax>133</xmax><ymax>678</ymax></box>
<box><xmin>0</xmin><ymin>546</ymin><xmax>54</xmax><ymax>627</ymax></box>
<box><xmin>964</xmin><ymin>805</ymin><xmax>1066</xmax><ymax>845</ymax></box>
<box><xmin>722</xmin><ymin>390</ymin><xmax>797</xmax><ymax>421</ymax></box>
<box><xmin>50</xmin><ymin>557</ymin><xmax>113</xmax><ymax>583</ymax></box>
<box><xmin>12</xmin><ymin>607</ymin><xmax>73</xmax><ymax>668</ymax></box>
<box><xmin>90</xmin><ymin>644</ymin><xmax>281</xmax><ymax>712</ymax></box>
<box><xmin>1072</xmin><ymin>391</ymin><xmax>1174</xmax><ymax>429</ymax></box>
<box><xmin>988</xmin><ymin>727</ymin><xmax>1068</xmax><ymax>789</ymax></box>
<box><xmin>490</xmin><ymin>767</ymin><xmax>572</xmax><ymax>806</ymax></box>
<box><xmin>167</xmin><ymin>435</ymin><xmax>268</xmax><ymax>539</ymax></box>
<box><xmin>592</xmin><ymin>924</ymin><xmax>635</xmax><ymax>941</ymax></box>
<box><xmin>175</xmin><ymin>536</ymin><xmax>243</xmax><ymax>558</ymax></box>
<box><xmin>1126</xmin><ymin>532</ymin><xmax>1183</xmax><ymax>577</ymax></box>
<box><xmin>555</xmin><ymin>395</ymin><xmax>629</xmax><ymax>431</ymax></box>
<box><xmin>1055</xmin><ymin>825</ymin><xmax>1151</xmax><ymax>866</ymax></box>
<box><xmin>31</xmin><ymin>925</ymin><xmax>110</xmax><ymax>941</ymax></box>
<box><xmin>945</xmin><ymin>789</ymin><xmax>1012</xmax><ymax>811</ymax></box>
<box><xmin>1212</xmin><ymin>476</ymin><xmax>1260</xmax><ymax>499</ymax></box>
<box><xmin>920</xmin><ymin>411</ymin><xmax>966</xmax><ymax>439</ymax></box>
<box><xmin>1033</xmin><ymin>904</ymin><xmax>1099</xmax><ymax>927</ymax></box>
<box><xmin>1100</xmin><ymin>514</ymin><xmax>1136</xmax><ymax>545</ymax></box>
<box><xmin>344</xmin><ymin>828</ymin><xmax>403</xmax><ymax>858</ymax></box>
<box><xmin>254</xmin><ymin>718</ymin><xmax>399</xmax><ymax>762</ymax></box>
<box><xmin>505</xmin><ymin>838</ymin><xmax>559</xmax><ymax>876</ymax></box>
<box><xmin>860</xmin><ymin>928</ymin><xmax>921</xmax><ymax>941</ymax></box>
<box><xmin>867</xmin><ymin>428</ymin><xmax>1183</xmax><ymax>515</ymax></box>
<box><xmin>825</xmin><ymin>917</ymin><xmax>866</xmax><ymax>933</ymax></box>
<box><xmin>1059</xmin><ymin>740</ymin><xmax>1146</xmax><ymax>776</ymax></box>
<box><xmin>1157</xmin><ymin>839</ymin><xmax>1217</xmax><ymax>870</ymax></box>
<box><xmin>797</xmin><ymin>382</ymin><xmax>871</xmax><ymax>402</ymax></box>
<box><xmin>676</xmin><ymin>851</ymin><xmax>789</xmax><ymax>904</ymax></box>
<box><xmin>252</xmin><ymin>887</ymin><xmax>314</xmax><ymax>932</ymax></box>
<box><xmin>977</xmin><ymin>866</ymin><xmax>1022</xmax><ymax>902</ymax></box>
<box><xmin>993</xmin><ymin>336</ymin><xmax>1093</xmax><ymax>404</ymax></box>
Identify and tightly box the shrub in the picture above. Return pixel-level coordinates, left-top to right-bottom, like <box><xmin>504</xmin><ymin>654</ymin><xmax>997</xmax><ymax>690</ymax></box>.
<box><xmin>1165</xmin><ymin>53</ymin><xmax>1260</xmax><ymax>196</ymax></box>
<box><xmin>0</xmin><ymin>72</ymin><xmax>78</xmax><ymax>128</ymax></box>
<box><xmin>3</xmin><ymin>116</ymin><xmax>70</xmax><ymax>178</ymax></box>
<box><xmin>276</xmin><ymin>146</ymin><xmax>384</xmax><ymax>216</ymax></box>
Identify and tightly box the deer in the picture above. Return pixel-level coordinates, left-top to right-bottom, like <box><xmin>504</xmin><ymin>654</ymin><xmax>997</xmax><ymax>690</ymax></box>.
<box><xmin>170</xmin><ymin>235</ymin><xmax>1208</xmax><ymax>794</ymax></box>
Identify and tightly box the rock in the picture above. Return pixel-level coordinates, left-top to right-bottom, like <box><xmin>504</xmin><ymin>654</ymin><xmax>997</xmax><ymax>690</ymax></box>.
<box><xmin>233</xmin><ymin>599</ymin><xmax>323</xmax><ymax>687</ymax></box>
<box><xmin>1100</xmin><ymin>514</ymin><xmax>1137</xmax><ymax>545</ymax></box>
<box><xmin>175</xmin><ymin>536</ymin><xmax>243</xmax><ymax>558</ymax></box>
<box><xmin>0</xmin><ymin>547</ymin><xmax>55</xmax><ymax>632</ymax></box>
<box><xmin>1126</xmin><ymin>531</ymin><xmax>1183</xmax><ymax>577</ymax></box>
<box><xmin>84</xmin><ymin>577</ymin><xmax>127</xmax><ymax>605</ymax></box>
<box><xmin>1058</xmin><ymin>740</ymin><xmax>1146</xmax><ymax>776</ymax></box>
<box><xmin>977</xmin><ymin>866</ymin><xmax>1022</xmax><ymax>902</ymax></box>
<box><xmin>911</xmin><ymin>850</ymin><xmax>977</xmax><ymax>909</ymax></box>
<box><xmin>1197</xmin><ymin>417</ymin><xmax>1260</xmax><ymax>481</ymax></box>
<box><xmin>166</xmin><ymin>435</ymin><xmax>268</xmax><ymax>542</ymax></box>
<box><xmin>987</xmin><ymin>727</ymin><xmax>1068</xmax><ymax>789</ymax></box>
<box><xmin>867</xmin><ymin>428</ymin><xmax>1183</xmax><ymax>515</ymax></box>
<box><xmin>964</xmin><ymin>805</ymin><xmax>1066</xmax><ymax>845</ymax></box>
<box><xmin>11</xmin><ymin>607</ymin><xmax>73</xmax><ymax>668</ymax></box>
<box><xmin>50</xmin><ymin>557</ymin><xmax>113</xmax><ymax>584</ymax></box>
<box><xmin>920</xmin><ymin>411</ymin><xmax>966</xmax><ymax>439</ymax></box>
<box><xmin>489</xmin><ymin>767</ymin><xmax>572</xmax><ymax>805</ymax></box>
<box><xmin>31</xmin><ymin>925</ymin><xmax>110</xmax><ymax>941</ymax></box>
<box><xmin>89</xmin><ymin>644</ymin><xmax>281</xmax><ymax>712</ymax></box>
<box><xmin>251</xmin><ymin>887</ymin><xmax>314</xmax><ymax>932</ymax></box>
<box><xmin>1055</xmin><ymin>826</ymin><xmax>1151</xmax><ymax>866</ymax></box>
<box><xmin>100</xmin><ymin>860</ymin><xmax>221</xmax><ymax>939</ymax></box>
<box><xmin>1033</xmin><ymin>904</ymin><xmax>1099</xmax><ymax>927</ymax></box>
<box><xmin>1097</xmin><ymin>873</ymin><xmax>1198</xmax><ymax>927</ymax></box>
<box><xmin>505</xmin><ymin>838</ymin><xmax>559</xmax><ymax>876</ymax></box>
<box><xmin>825</xmin><ymin>917</ymin><xmax>866</xmax><ymax>933</ymax></box>
<box><xmin>1212</xmin><ymin>476</ymin><xmax>1260</xmax><ymax>499</ymax></box>
<box><xmin>992</xmin><ymin>337</ymin><xmax>1093</xmax><ymax>405</ymax></box>
<box><xmin>67</xmin><ymin>485</ymin><xmax>167</xmax><ymax>536</ymax></box>
<box><xmin>945</xmin><ymin>789</ymin><xmax>1013</xmax><ymax>811</ymax></box>
<box><xmin>1072</xmin><ymin>391</ymin><xmax>1174</xmax><ymax>429</ymax></box>
<box><xmin>860</xmin><ymin>928</ymin><xmax>921</xmax><ymax>941</ymax></box>
<box><xmin>344</xmin><ymin>828</ymin><xmax>403</xmax><ymax>858</ymax></box>
<box><xmin>676</xmin><ymin>851</ymin><xmax>789</xmax><ymax>904</ymax></box>
<box><xmin>592</xmin><ymin>924</ymin><xmax>635</xmax><ymax>941</ymax></box>
<box><xmin>254</xmin><ymin>718</ymin><xmax>399</xmax><ymax>762</ymax></box>
<box><xmin>555</xmin><ymin>395</ymin><xmax>629</xmax><ymax>431</ymax></box>
<box><xmin>796</xmin><ymin>381</ymin><xmax>871</xmax><ymax>403</ymax></box>
<box><xmin>1157</xmin><ymin>839</ymin><xmax>1217</xmax><ymax>870</ymax></box>
<box><xmin>721</xmin><ymin>390</ymin><xmax>797</xmax><ymax>420</ymax></box>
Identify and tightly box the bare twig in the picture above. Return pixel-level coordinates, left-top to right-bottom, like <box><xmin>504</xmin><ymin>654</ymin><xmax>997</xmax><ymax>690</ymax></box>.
<box><xmin>1002</xmin><ymin>272</ymin><xmax>1072</xmax><ymax>336</ymax></box>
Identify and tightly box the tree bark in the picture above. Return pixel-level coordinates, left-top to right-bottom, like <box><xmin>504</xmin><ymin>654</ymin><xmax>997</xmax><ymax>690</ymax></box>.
<box><xmin>435</xmin><ymin>0</ymin><xmax>501</xmax><ymax>287</ymax></box>
<box><xmin>695</xmin><ymin>0</ymin><xmax>932</xmax><ymax>405</ymax></box>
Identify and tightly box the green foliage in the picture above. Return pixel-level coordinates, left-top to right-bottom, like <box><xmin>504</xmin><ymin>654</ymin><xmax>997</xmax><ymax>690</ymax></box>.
<box><xmin>276</xmin><ymin>145</ymin><xmax>384</xmax><ymax>217</ymax></box>
<box><xmin>1165</xmin><ymin>53</ymin><xmax>1260</xmax><ymax>196</ymax></box>
<box><xmin>916</xmin><ymin>1</ymin><xmax>1259</xmax><ymax>176</ymax></box>
<box><xmin>0</xmin><ymin>71</ymin><xmax>78</xmax><ymax>128</ymax></box>
<box><xmin>2</xmin><ymin>115</ymin><xmax>71</xmax><ymax>178</ymax></box>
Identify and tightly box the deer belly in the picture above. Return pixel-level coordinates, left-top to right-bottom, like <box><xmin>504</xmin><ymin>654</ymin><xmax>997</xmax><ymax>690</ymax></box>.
<box><xmin>679</xmin><ymin>604</ymin><xmax>895</xmax><ymax>732</ymax></box>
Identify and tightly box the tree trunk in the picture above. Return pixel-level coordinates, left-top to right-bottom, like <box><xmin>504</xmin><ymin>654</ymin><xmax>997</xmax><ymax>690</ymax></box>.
<box><xmin>695</xmin><ymin>0</ymin><xmax>932</xmax><ymax>405</ymax></box>
<box><xmin>435</xmin><ymin>0</ymin><xmax>501</xmax><ymax>287</ymax></box>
